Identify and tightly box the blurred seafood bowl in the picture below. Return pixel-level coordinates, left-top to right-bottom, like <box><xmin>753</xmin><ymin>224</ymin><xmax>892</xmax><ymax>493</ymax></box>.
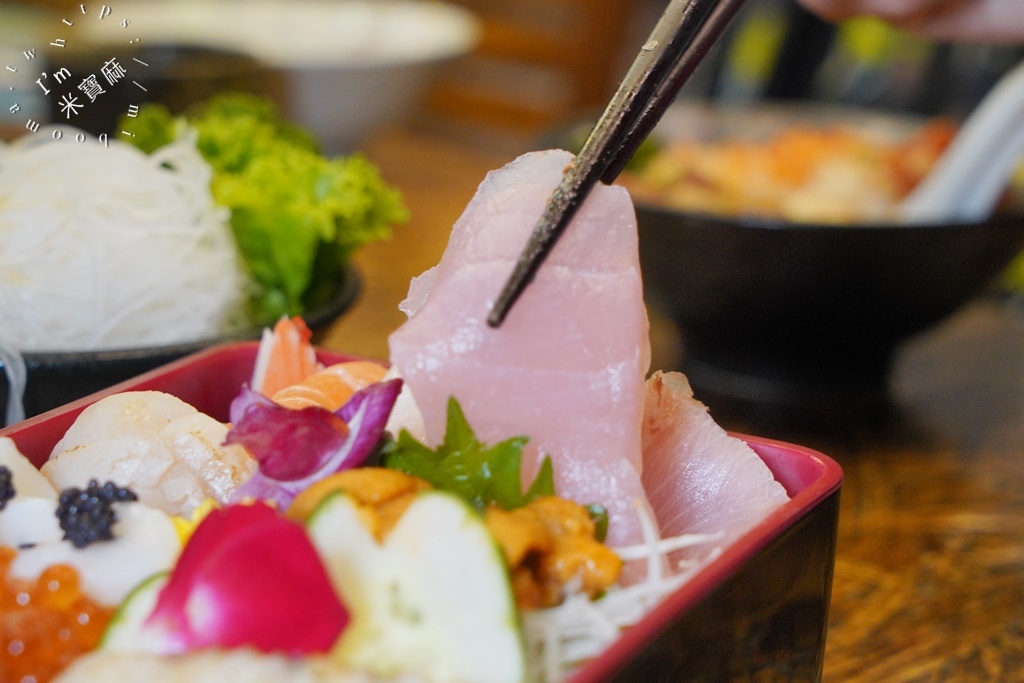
<box><xmin>78</xmin><ymin>0</ymin><xmax>482</xmax><ymax>152</ymax></box>
<box><xmin>611</xmin><ymin>101</ymin><xmax>1024</xmax><ymax>418</ymax></box>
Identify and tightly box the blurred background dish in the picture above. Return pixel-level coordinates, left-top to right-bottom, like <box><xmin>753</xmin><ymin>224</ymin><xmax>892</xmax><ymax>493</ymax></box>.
<box><xmin>0</xmin><ymin>0</ymin><xmax>419</xmax><ymax>424</ymax></box>
<box><xmin>74</xmin><ymin>0</ymin><xmax>482</xmax><ymax>152</ymax></box>
<box><xmin>618</xmin><ymin>101</ymin><xmax>957</xmax><ymax>224</ymax></box>
<box><xmin>612</xmin><ymin>101</ymin><xmax>1024</xmax><ymax>422</ymax></box>
<box><xmin>637</xmin><ymin>204</ymin><xmax>1024</xmax><ymax>418</ymax></box>
<box><xmin>0</xmin><ymin>0</ymin><xmax>472</xmax><ymax>426</ymax></box>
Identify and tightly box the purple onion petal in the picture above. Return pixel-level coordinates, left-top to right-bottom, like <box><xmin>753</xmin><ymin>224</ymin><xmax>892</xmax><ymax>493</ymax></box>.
<box><xmin>226</xmin><ymin>403</ymin><xmax>349</xmax><ymax>481</ymax></box>
<box><xmin>228</xmin><ymin>379</ymin><xmax>403</xmax><ymax>508</ymax></box>
<box><xmin>228</xmin><ymin>385</ymin><xmax>275</xmax><ymax>426</ymax></box>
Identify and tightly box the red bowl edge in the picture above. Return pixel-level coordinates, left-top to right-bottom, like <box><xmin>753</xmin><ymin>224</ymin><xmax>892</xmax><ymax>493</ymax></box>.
<box><xmin>1</xmin><ymin>341</ymin><xmax>364</xmax><ymax>468</ymax></box>
<box><xmin>0</xmin><ymin>342</ymin><xmax>844</xmax><ymax>681</ymax></box>
<box><xmin>567</xmin><ymin>434</ymin><xmax>843</xmax><ymax>682</ymax></box>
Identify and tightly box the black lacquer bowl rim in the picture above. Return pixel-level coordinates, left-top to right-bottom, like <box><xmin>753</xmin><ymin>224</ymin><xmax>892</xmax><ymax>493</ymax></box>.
<box><xmin>15</xmin><ymin>263</ymin><xmax>361</xmax><ymax>373</ymax></box>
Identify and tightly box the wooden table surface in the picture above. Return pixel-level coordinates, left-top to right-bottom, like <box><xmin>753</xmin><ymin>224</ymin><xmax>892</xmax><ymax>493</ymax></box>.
<box><xmin>324</xmin><ymin>125</ymin><xmax>1024</xmax><ymax>682</ymax></box>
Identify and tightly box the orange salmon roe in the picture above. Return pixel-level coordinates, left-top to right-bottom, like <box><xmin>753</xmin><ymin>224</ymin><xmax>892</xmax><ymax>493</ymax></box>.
<box><xmin>0</xmin><ymin>546</ymin><xmax>115</xmax><ymax>683</ymax></box>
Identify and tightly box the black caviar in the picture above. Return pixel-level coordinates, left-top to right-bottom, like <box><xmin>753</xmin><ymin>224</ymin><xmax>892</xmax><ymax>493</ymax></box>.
<box><xmin>0</xmin><ymin>466</ymin><xmax>14</xmax><ymax>511</ymax></box>
<box><xmin>56</xmin><ymin>479</ymin><xmax>138</xmax><ymax>548</ymax></box>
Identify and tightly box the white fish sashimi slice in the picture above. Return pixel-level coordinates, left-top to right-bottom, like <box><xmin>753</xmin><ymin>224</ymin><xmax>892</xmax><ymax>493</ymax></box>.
<box><xmin>389</xmin><ymin>150</ymin><xmax>652</xmax><ymax>548</ymax></box>
<box><xmin>641</xmin><ymin>371</ymin><xmax>789</xmax><ymax>565</ymax></box>
<box><xmin>397</xmin><ymin>266</ymin><xmax>437</xmax><ymax>318</ymax></box>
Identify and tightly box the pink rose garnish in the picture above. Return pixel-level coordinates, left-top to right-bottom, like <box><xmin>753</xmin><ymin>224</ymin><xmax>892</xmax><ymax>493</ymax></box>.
<box><xmin>144</xmin><ymin>502</ymin><xmax>348</xmax><ymax>655</ymax></box>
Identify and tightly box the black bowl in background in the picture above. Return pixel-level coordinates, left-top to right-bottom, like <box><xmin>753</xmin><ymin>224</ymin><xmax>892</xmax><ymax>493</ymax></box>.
<box><xmin>638</xmin><ymin>207</ymin><xmax>1024</xmax><ymax>417</ymax></box>
<box><xmin>0</xmin><ymin>265</ymin><xmax>361</xmax><ymax>426</ymax></box>
<box><xmin>577</xmin><ymin>100</ymin><xmax>1024</xmax><ymax>424</ymax></box>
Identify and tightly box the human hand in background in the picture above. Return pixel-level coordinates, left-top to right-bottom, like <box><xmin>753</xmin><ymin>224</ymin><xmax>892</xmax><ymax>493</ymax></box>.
<box><xmin>795</xmin><ymin>0</ymin><xmax>1023</xmax><ymax>43</ymax></box>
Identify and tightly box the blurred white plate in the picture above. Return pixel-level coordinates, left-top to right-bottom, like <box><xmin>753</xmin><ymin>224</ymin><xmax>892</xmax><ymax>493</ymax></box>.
<box><xmin>81</xmin><ymin>0</ymin><xmax>481</xmax><ymax>150</ymax></box>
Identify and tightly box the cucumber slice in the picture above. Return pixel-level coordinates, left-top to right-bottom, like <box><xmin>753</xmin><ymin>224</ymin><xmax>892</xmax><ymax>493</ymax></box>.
<box><xmin>307</xmin><ymin>490</ymin><xmax>525</xmax><ymax>683</ymax></box>
<box><xmin>100</xmin><ymin>572</ymin><xmax>170</xmax><ymax>652</ymax></box>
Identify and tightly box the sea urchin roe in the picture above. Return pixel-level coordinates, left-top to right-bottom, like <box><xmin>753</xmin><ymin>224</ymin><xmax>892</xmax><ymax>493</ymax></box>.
<box><xmin>0</xmin><ymin>546</ymin><xmax>115</xmax><ymax>683</ymax></box>
<box><xmin>486</xmin><ymin>496</ymin><xmax>623</xmax><ymax>609</ymax></box>
<box><xmin>286</xmin><ymin>468</ymin><xmax>431</xmax><ymax>524</ymax></box>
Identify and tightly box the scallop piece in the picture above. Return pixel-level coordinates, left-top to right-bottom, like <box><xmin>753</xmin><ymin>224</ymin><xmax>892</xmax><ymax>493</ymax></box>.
<box><xmin>42</xmin><ymin>391</ymin><xmax>257</xmax><ymax>517</ymax></box>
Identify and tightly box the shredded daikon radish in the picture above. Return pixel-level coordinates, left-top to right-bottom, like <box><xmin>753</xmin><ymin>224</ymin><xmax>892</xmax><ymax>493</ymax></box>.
<box><xmin>0</xmin><ymin>126</ymin><xmax>250</xmax><ymax>353</ymax></box>
<box><xmin>522</xmin><ymin>500</ymin><xmax>725</xmax><ymax>682</ymax></box>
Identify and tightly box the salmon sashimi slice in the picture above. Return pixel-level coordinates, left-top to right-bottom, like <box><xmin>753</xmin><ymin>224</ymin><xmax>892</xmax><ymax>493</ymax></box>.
<box><xmin>271</xmin><ymin>361</ymin><xmax>389</xmax><ymax>411</ymax></box>
<box><xmin>251</xmin><ymin>316</ymin><xmax>321</xmax><ymax>397</ymax></box>
<box><xmin>641</xmin><ymin>371</ymin><xmax>789</xmax><ymax>568</ymax></box>
<box><xmin>388</xmin><ymin>150</ymin><xmax>653</xmax><ymax>548</ymax></box>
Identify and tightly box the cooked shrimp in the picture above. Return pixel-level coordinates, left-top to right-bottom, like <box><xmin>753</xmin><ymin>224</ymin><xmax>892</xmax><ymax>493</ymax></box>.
<box><xmin>271</xmin><ymin>361</ymin><xmax>389</xmax><ymax>411</ymax></box>
<box><xmin>251</xmin><ymin>316</ymin><xmax>321</xmax><ymax>396</ymax></box>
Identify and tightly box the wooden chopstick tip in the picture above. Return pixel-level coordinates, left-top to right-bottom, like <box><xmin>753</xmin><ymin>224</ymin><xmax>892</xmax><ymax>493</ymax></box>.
<box><xmin>486</xmin><ymin>306</ymin><xmax>506</xmax><ymax>328</ymax></box>
<box><xmin>487</xmin><ymin>279</ymin><xmax>522</xmax><ymax>328</ymax></box>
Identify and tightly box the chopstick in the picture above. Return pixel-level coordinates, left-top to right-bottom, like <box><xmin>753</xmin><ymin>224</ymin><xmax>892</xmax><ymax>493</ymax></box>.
<box><xmin>487</xmin><ymin>0</ymin><xmax>748</xmax><ymax>328</ymax></box>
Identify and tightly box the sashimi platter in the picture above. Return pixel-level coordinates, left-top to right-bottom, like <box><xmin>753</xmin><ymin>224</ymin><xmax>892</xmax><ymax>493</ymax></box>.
<box><xmin>0</xmin><ymin>150</ymin><xmax>842</xmax><ymax>682</ymax></box>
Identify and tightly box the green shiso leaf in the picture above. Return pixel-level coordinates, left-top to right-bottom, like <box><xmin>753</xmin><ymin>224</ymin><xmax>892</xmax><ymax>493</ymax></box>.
<box><xmin>586</xmin><ymin>504</ymin><xmax>609</xmax><ymax>543</ymax></box>
<box><xmin>383</xmin><ymin>397</ymin><xmax>556</xmax><ymax>511</ymax></box>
